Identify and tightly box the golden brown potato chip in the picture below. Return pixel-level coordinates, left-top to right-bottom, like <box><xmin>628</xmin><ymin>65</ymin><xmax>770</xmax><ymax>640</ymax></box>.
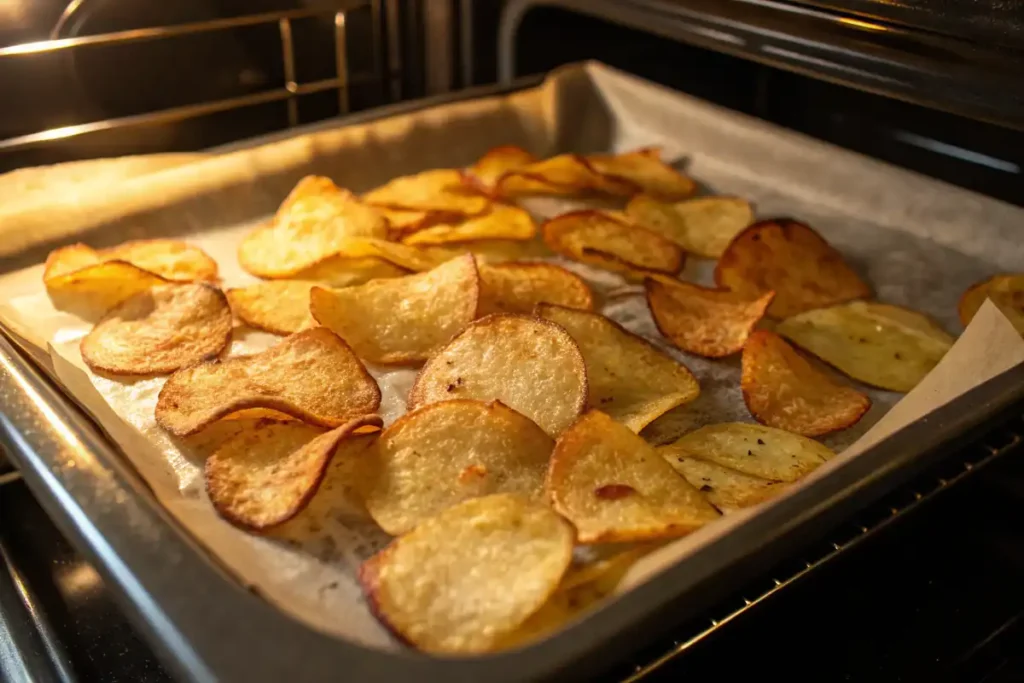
<box><xmin>408</xmin><ymin>313</ymin><xmax>588</xmax><ymax>437</ymax></box>
<box><xmin>478</xmin><ymin>263</ymin><xmax>594</xmax><ymax>315</ymax></box>
<box><xmin>463</xmin><ymin>145</ymin><xmax>538</xmax><ymax>195</ymax></box>
<box><xmin>465</xmin><ymin>239</ymin><xmax>554</xmax><ymax>264</ymax></box>
<box><xmin>742</xmin><ymin>330</ymin><xmax>870</xmax><ymax>436</ymax></box>
<box><xmin>44</xmin><ymin>259</ymin><xmax>169</xmax><ymax>320</ymax></box>
<box><xmin>363</xmin><ymin>169</ymin><xmax>490</xmax><ymax>216</ymax></box>
<box><xmin>205</xmin><ymin>415</ymin><xmax>382</xmax><ymax>531</ymax></box>
<box><xmin>155</xmin><ymin>327</ymin><xmax>380</xmax><ymax>436</ymax></box>
<box><xmin>959</xmin><ymin>273</ymin><xmax>1024</xmax><ymax>336</ymax></box>
<box><xmin>360</xmin><ymin>493</ymin><xmax>574</xmax><ymax>653</ymax></box>
<box><xmin>586</xmin><ymin>147</ymin><xmax>695</xmax><ymax>200</ymax></box>
<box><xmin>378</xmin><ymin>207</ymin><xmax>464</xmax><ymax>238</ymax></box>
<box><xmin>626</xmin><ymin>195</ymin><xmax>753</xmax><ymax>257</ymax></box>
<box><xmin>776</xmin><ymin>301</ymin><xmax>954</xmax><ymax>392</ymax></box>
<box><xmin>81</xmin><ymin>283</ymin><xmax>232</xmax><ymax>375</ymax></box>
<box><xmin>288</xmin><ymin>254</ymin><xmax>412</xmax><ymax>286</ymax></box>
<box><xmin>495</xmin><ymin>155</ymin><xmax>636</xmax><ymax>198</ymax></box>
<box><xmin>664</xmin><ymin>456</ymin><xmax>787</xmax><ymax>511</ymax></box>
<box><xmin>45</xmin><ymin>239</ymin><xmax>218</xmax><ymax>283</ymax></box>
<box><xmin>548</xmin><ymin>411</ymin><xmax>720</xmax><ymax>543</ymax></box>
<box><xmin>715</xmin><ymin>219</ymin><xmax>871</xmax><ymax>318</ymax></box>
<box><xmin>543</xmin><ymin>210</ymin><xmax>684</xmax><ymax>280</ymax></box>
<box><xmin>536</xmin><ymin>303</ymin><xmax>699</xmax><ymax>432</ymax></box>
<box><xmin>402</xmin><ymin>204</ymin><xmax>536</xmax><ymax>246</ymax></box>
<box><xmin>310</xmin><ymin>255</ymin><xmax>480</xmax><ymax>364</ymax></box>
<box><xmin>364</xmin><ymin>400</ymin><xmax>554</xmax><ymax>535</ymax></box>
<box><xmin>646</xmin><ymin>277</ymin><xmax>774</xmax><ymax>358</ymax></box>
<box><xmin>301</xmin><ymin>237</ymin><xmax>461</xmax><ymax>274</ymax></box>
<box><xmin>226</xmin><ymin>280</ymin><xmax>316</xmax><ymax>335</ymax></box>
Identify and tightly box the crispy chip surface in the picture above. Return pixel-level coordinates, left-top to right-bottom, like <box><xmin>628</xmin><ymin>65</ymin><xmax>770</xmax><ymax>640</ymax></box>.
<box><xmin>742</xmin><ymin>330</ymin><xmax>870</xmax><ymax>436</ymax></box>
<box><xmin>495</xmin><ymin>155</ymin><xmax>635</xmax><ymax>198</ymax></box>
<box><xmin>586</xmin><ymin>148</ymin><xmax>695</xmax><ymax>200</ymax></box>
<box><xmin>664</xmin><ymin>456</ymin><xmax>787</xmax><ymax>511</ymax></box>
<box><xmin>363</xmin><ymin>169</ymin><xmax>490</xmax><ymax>215</ymax></box>
<box><xmin>959</xmin><ymin>274</ymin><xmax>1024</xmax><ymax>336</ymax></box>
<box><xmin>310</xmin><ymin>255</ymin><xmax>480</xmax><ymax>364</ymax></box>
<box><xmin>365</xmin><ymin>400</ymin><xmax>553</xmax><ymax>535</ymax></box>
<box><xmin>646</xmin><ymin>277</ymin><xmax>774</xmax><ymax>358</ymax></box>
<box><xmin>464</xmin><ymin>239</ymin><xmax>554</xmax><ymax>264</ymax></box>
<box><xmin>776</xmin><ymin>301</ymin><xmax>954</xmax><ymax>392</ymax></box>
<box><xmin>44</xmin><ymin>259</ymin><xmax>169</xmax><ymax>320</ymax></box>
<box><xmin>408</xmin><ymin>313</ymin><xmax>588</xmax><ymax>437</ymax></box>
<box><xmin>479</xmin><ymin>263</ymin><xmax>593</xmax><ymax>315</ymax></box>
<box><xmin>155</xmin><ymin>327</ymin><xmax>380</xmax><ymax>436</ymax></box>
<box><xmin>548</xmin><ymin>411</ymin><xmax>720</xmax><ymax>543</ymax></box>
<box><xmin>360</xmin><ymin>493</ymin><xmax>574</xmax><ymax>653</ymax></box>
<box><xmin>227</xmin><ymin>280</ymin><xmax>316</xmax><ymax>335</ymax></box>
<box><xmin>542</xmin><ymin>210</ymin><xmax>684</xmax><ymax>280</ymax></box>
<box><xmin>102</xmin><ymin>239</ymin><xmax>218</xmax><ymax>282</ymax></box>
<box><xmin>715</xmin><ymin>219</ymin><xmax>871</xmax><ymax>318</ymax></box>
<box><xmin>288</xmin><ymin>254</ymin><xmax>412</xmax><ymax>286</ymax></box>
<box><xmin>402</xmin><ymin>204</ymin><xmax>536</xmax><ymax>246</ymax></box>
<box><xmin>626</xmin><ymin>195</ymin><xmax>753</xmax><ymax>257</ymax></box>
<box><xmin>464</xmin><ymin>145</ymin><xmax>538</xmax><ymax>195</ymax></box>
<box><xmin>536</xmin><ymin>304</ymin><xmax>699</xmax><ymax>432</ymax></box>
<box><xmin>81</xmin><ymin>283</ymin><xmax>232</xmax><ymax>375</ymax></box>
<box><xmin>206</xmin><ymin>415</ymin><xmax>381</xmax><ymax>530</ymax></box>
<box><xmin>299</xmin><ymin>237</ymin><xmax>460</xmax><ymax>273</ymax></box>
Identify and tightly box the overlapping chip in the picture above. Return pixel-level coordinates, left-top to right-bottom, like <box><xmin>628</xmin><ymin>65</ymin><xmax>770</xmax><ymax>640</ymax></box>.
<box><xmin>408</xmin><ymin>313</ymin><xmax>588</xmax><ymax>437</ymax></box>
<box><xmin>478</xmin><ymin>263</ymin><xmax>594</xmax><ymax>315</ymax></box>
<box><xmin>536</xmin><ymin>303</ymin><xmax>699</xmax><ymax>432</ymax></box>
<box><xmin>715</xmin><ymin>219</ymin><xmax>871</xmax><ymax>318</ymax></box>
<box><xmin>295</xmin><ymin>237</ymin><xmax>460</xmax><ymax>274</ymax></box>
<box><xmin>646</xmin><ymin>277</ymin><xmax>774</xmax><ymax>358</ymax></box>
<box><xmin>155</xmin><ymin>327</ymin><xmax>380</xmax><ymax>436</ymax></box>
<box><xmin>45</xmin><ymin>239</ymin><xmax>218</xmax><ymax>283</ymax></box>
<box><xmin>81</xmin><ymin>283</ymin><xmax>232</xmax><ymax>375</ymax></box>
<box><xmin>364</xmin><ymin>399</ymin><xmax>553</xmax><ymax>535</ymax></box>
<box><xmin>401</xmin><ymin>204</ymin><xmax>536</xmax><ymax>246</ymax></box>
<box><xmin>542</xmin><ymin>210</ymin><xmax>684</xmax><ymax>280</ymax></box>
<box><xmin>363</xmin><ymin>169</ymin><xmax>491</xmax><ymax>216</ymax></box>
<box><xmin>379</xmin><ymin>207</ymin><xmax>463</xmax><ymax>238</ymax></box>
<box><xmin>959</xmin><ymin>273</ymin><xmax>1024</xmax><ymax>336</ymax></box>
<box><xmin>586</xmin><ymin>147</ymin><xmax>695</xmax><ymax>200</ymax></box>
<box><xmin>310</xmin><ymin>254</ymin><xmax>480</xmax><ymax>364</ymax></box>
<box><xmin>548</xmin><ymin>410</ymin><xmax>720</xmax><ymax>543</ymax></box>
<box><xmin>463</xmin><ymin>145</ymin><xmax>538</xmax><ymax>196</ymax></box>
<box><xmin>44</xmin><ymin>259</ymin><xmax>170</xmax><ymax>320</ymax></box>
<box><xmin>463</xmin><ymin>238</ymin><xmax>553</xmax><ymax>264</ymax></box>
<box><xmin>742</xmin><ymin>330</ymin><xmax>870</xmax><ymax>436</ymax></box>
<box><xmin>626</xmin><ymin>195</ymin><xmax>753</xmax><ymax>257</ymax></box>
<box><xmin>360</xmin><ymin>493</ymin><xmax>574</xmax><ymax>653</ymax></box>
<box><xmin>776</xmin><ymin>301</ymin><xmax>954</xmax><ymax>392</ymax></box>
<box><xmin>226</xmin><ymin>280</ymin><xmax>316</xmax><ymax>335</ymax></box>
<box><xmin>495</xmin><ymin>154</ymin><xmax>636</xmax><ymax>198</ymax></box>
<box><xmin>288</xmin><ymin>254</ymin><xmax>412</xmax><ymax>287</ymax></box>
<box><xmin>664</xmin><ymin>456</ymin><xmax>787</xmax><ymax>511</ymax></box>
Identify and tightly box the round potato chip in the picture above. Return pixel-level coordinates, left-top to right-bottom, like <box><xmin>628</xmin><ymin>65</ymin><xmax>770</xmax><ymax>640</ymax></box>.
<box><xmin>741</xmin><ymin>330</ymin><xmax>870</xmax><ymax>436</ymax></box>
<box><xmin>548</xmin><ymin>411</ymin><xmax>720</xmax><ymax>544</ymax></box>
<box><xmin>776</xmin><ymin>301</ymin><xmax>954</xmax><ymax>392</ymax></box>
<box><xmin>664</xmin><ymin>456</ymin><xmax>787</xmax><ymax>512</ymax></box>
<box><xmin>958</xmin><ymin>273</ymin><xmax>1024</xmax><ymax>336</ymax></box>
<box><xmin>363</xmin><ymin>169</ymin><xmax>490</xmax><ymax>215</ymax></box>
<box><xmin>463</xmin><ymin>145</ymin><xmax>538</xmax><ymax>195</ymax></box>
<box><xmin>365</xmin><ymin>399</ymin><xmax>554</xmax><ymax>535</ymax></box>
<box><xmin>495</xmin><ymin>154</ymin><xmax>636</xmax><ymax>198</ymax></box>
<box><xmin>626</xmin><ymin>195</ymin><xmax>753</xmax><ymax>257</ymax></box>
<box><xmin>102</xmin><ymin>239</ymin><xmax>218</xmax><ymax>282</ymax></box>
<box><xmin>542</xmin><ymin>210</ymin><xmax>684</xmax><ymax>280</ymax></box>
<box><xmin>402</xmin><ymin>204</ymin><xmax>536</xmax><ymax>246</ymax></box>
<box><xmin>310</xmin><ymin>254</ymin><xmax>480</xmax><ymax>364</ymax></box>
<box><xmin>360</xmin><ymin>493</ymin><xmax>574</xmax><ymax>653</ymax></box>
<box><xmin>206</xmin><ymin>415</ymin><xmax>382</xmax><ymax>531</ymax></box>
<box><xmin>646</xmin><ymin>277</ymin><xmax>774</xmax><ymax>358</ymax></box>
<box><xmin>44</xmin><ymin>259</ymin><xmax>169</xmax><ymax>321</ymax></box>
<box><xmin>288</xmin><ymin>254</ymin><xmax>411</xmax><ymax>287</ymax></box>
<box><xmin>155</xmin><ymin>327</ymin><xmax>380</xmax><ymax>436</ymax></box>
<box><xmin>586</xmin><ymin>148</ymin><xmax>695</xmax><ymax>200</ymax></box>
<box><xmin>227</xmin><ymin>280</ymin><xmax>316</xmax><ymax>335</ymax></box>
<box><xmin>715</xmin><ymin>219</ymin><xmax>871</xmax><ymax>318</ymax></box>
<box><xmin>479</xmin><ymin>263</ymin><xmax>594</xmax><ymax>315</ymax></box>
<box><xmin>408</xmin><ymin>314</ymin><xmax>588</xmax><ymax>437</ymax></box>
<box><xmin>81</xmin><ymin>283</ymin><xmax>232</xmax><ymax>375</ymax></box>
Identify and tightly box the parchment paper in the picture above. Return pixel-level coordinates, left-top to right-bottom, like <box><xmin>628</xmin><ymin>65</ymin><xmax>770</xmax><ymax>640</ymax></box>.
<box><xmin>1</xmin><ymin>62</ymin><xmax>1023</xmax><ymax>650</ymax></box>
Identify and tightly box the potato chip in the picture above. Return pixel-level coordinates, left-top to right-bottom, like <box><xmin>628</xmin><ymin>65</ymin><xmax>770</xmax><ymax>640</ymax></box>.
<box><xmin>81</xmin><ymin>283</ymin><xmax>232</xmax><ymax>375</ymax></box>
<box><xmin>776</xmin><ymin>301</ymin><xmax>954</xmax><ymax>392</ymax></box>
<box><xmin>226</xmin><ymin>281</ymin><xmax>316</xmax><ymax>335</ymax></box>
<box><xmin>402</xmin><ymin>204</ymin><xmax>536</xmax><ymax>246</ymax></box>
<box><xmin>536</xmin><ymin>304</ymin><xmax>699</xmax><ymax>432</ymax></box>
<box><xmin>379</xmin><ymin>207</ymin><xmax>463</xmax><ymax>237</ymax></box>
<box><xmin>463</xmin><ymin>145</ymin><xmax>538</xmax><ymax>195</ymax></box>
<box><xmin>360</xmin><ymin>493</ymin><xmax>574</xmax><ymax>653</ymax></box>
<box><xmin>298</xmin><ymin>237</ymin><xmax>461</xmax><ymax>274</ymax></box>
<box><xmin>44</xmin><ymin>259</ymin><xmax>169</xmax><ymax>320</ymax></box>
<box><xmin>586</xmin><ymin>147</ymin><xmax>695</xmax><ymax>200</ymax></box>
<box><xmin>205</xmin><ymin>415</ymin><xmax>382</xmax><ymax>530</ymax></box>
<box><xmin>664</xmin><ymin>456</ymin><xmax>787</xmax><ymax>511</ymax></box>
<box><xmin>548</xmin><ymin>411</ymin><xmax>720</xmax><ymax>543</ymax></box>
<box><xmin>364</xmin><ymin>399</ymin><xmax>554</xmax><ymax>535</ymax></box>
<box><xmin>495</xmin><ymin>155</ymin><xmax>636</xmax><ymax>198</ymax></box>
<box><xmin>742</xmin><ymin>330</ymin><xmax>870</xmax><ymax>436</ymax></box>
<box><xmin>310</xmin><ymin>255</ymin><xmax>480</xmax><ymax>364</ymax></box>
<box><xmin>715</xmin><ymin>219</ymin><xmax>871</xmax><ymax>318</ymax></box>
<box><xmin>363</xmin><ymin>169</ymin><xmax>490</xmax><ymax>216</ymax></box>
<box><xmin>465</xmin><ymin>238</ymin><xmax>554</xmax><ymax>264</ymax></box>
<box><xmin>959</xmin><ymin>273</ymin><xmax>1024</xmax><ymax>336</ymax></box>
<box><xmin>646</xmin><ymin>277</ymin><xmax>774</xmax><ymax>358</ymax></box>
<box><xmin>287</xmin><ymin>254</ymin><xmax>412</xmax><ymax>286</ymax></box>
<box><xmin>155</xmin><ymin>327</ymin><xmax>380</xmax><ymax>436</ymax></box>
<box><xmin>543</xmin><ymin>210</ymin><xmax>684</xmax><ymax>280</ymax></box>
<box><xmin>626</xmin><ymin>195</ymin><xmax>753</xmax><ymax>257</ymax></box>
<box><xmin>45</xmin><ymin>239</ymin><xmax>218</xmax><ymax>283</ymax></box>
<box><xmin>408</xmin><ymin>313</ymin><xmax>587</xmax><ymax>437</ymax></box>
<box><xmin>478</xmin><ymin>263</ymin><xmax>593</xmax><ymax>315</ymax></box>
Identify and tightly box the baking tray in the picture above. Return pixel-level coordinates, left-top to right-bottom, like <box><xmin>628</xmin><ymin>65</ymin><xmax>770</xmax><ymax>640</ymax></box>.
<box><xmin>2</xmin><ymin>62</ymin><xmax>1024</xmax><ymax>682</ymax></box>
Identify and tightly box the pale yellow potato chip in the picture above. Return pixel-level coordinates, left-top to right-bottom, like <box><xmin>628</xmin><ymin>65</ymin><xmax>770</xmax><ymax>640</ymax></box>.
<box><xmin>408</xmin><ymin>313</ymin><xmax>588</xmax><ymax>437</ymax></box>
<box><xmin>548</xmin><ymin>411</ymin><xmax>720</xmax><ymax>543</ymax></box>
<box><xmin>287</xmin><ymin>254</ymin><xmax>412</xmax><ymax>286</ymax></box>
<box><xmin>663</xmin><ymin>456</ymin><xmax>787</xmax><ymax>511</ymax></box>
<box><xmin>776</xmin><ymin>301</ymin><xmax>954</xmax><ymax>392</ymax></box>
<box><xmin>586</xmin><ymin>147</ymin><xmax>695</xmax><ymax>200</ymax></box>
<box><xmin>360</xmin><ymin>493</ymin><xmax>574</xmax><ymax>653</ymax></box>
<box><xmin>402</xmin><ymin>204</ymin><xmax>536</xmax><ymax>246</ymax></box>
<box><xmin>45</xmin><ymin>239</ymin><xmax>218</xmax><ymax>283</ymax></box>
<box><xmin>227</xmin><ymin>280</ymin><xmax>316</xmax><ymax>335</ymax></box>
<box><xmin>299</xmin><ymin>237</ymin><xmax>461</xmax><ymax>273</ymax></box>
<box><xmin>495</xmin><ymin>154</ymin><xmax>636</xmax><ymax>198</ymax></box>
<box><xmin>626</xmin><ymin>195</ymin><xmax>753</xmax><ymax>257</ymax></box>
<box><xmin>44</xmin><ymin>259</ymin><xmax>169</xmax><ymax>320</ymax></box>
<box><xmin>363</xmin><ymin>168</ymin><xmax>490</xmax><ymax>215</ymax></box>
<box><xmin>309</xmin><ymin>255</ymin><xmax>480</xmax><ymax>364</ymax></box>
<box><xmin>465</xmin><ymin>239</ymin><xmax>554</xmax><ymax>264</ymax></box>
<box><xmin>958</xmin><ymin>273</ymin><xmax>1024</xmax><ymax>336</ymax></box>
<box><xmin>536</xmin><ymin>303</ymin><xmax>699</xmax><ymax>432</ymax></box>
<box><xmin>479</xmin><ymin>263</ymin><xmax>594</xmax><ymax>315</ymax></box>
<box><xmin>379</xmin><ymin>207</ymin><xmax>464</xmax><ymax>238</ymax></box>
<box><xmin>464</xmin><ymin>145</ymin><xmax>539</xmax><ymax>195</ymax></box>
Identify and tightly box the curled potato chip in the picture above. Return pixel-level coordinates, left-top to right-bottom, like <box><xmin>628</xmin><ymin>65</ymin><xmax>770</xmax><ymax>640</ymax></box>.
<box><xmin>586</xmin><ymin>148</ymin><xmax>695</xmax><ymax>200</ymax></box>
<box><xmin>959</xmin><ymin>273</ymin><xmax>1024</xmax><ymax>336</ymax></box>
<box><xmin>536</xmin><ymin>303</ymin><xmax>699</xmax><ymax>432</ymax></box>
<box><xmin>363</xmin><ymin>169</ymin><xmax>490</xmax><ymax>215</ymax></box>
<box><xmin>310</xmin><ymin>255</ymin><xmax>480</xmax><ymax>364</ymax></box>
<box><xmin>45</xmin><ymin>239</ymin><xmax>218</xmax><ymax>283</ymax></box>
<box><xmin>715</xmin><ymin>219</ymin><xmax>871</xmax><ymax>318</ymax></box>
<box><xmin>495</xmin><ymin>155</ymin><xmax>636</xmax><ymax>198</ymax></box>
<box><xmin>402</xmin><ymin>204</ymin><xmax>536</xmax><ymax>246</ymax></box>
<box><xmin>226</xmin><ymin>280</ymin><xmax>316</xmax><ymax>335</ymax></box>
<box><xmin>81</xmin><ymin>283</ymin><xmax>232</xmax><ymax>375</ymax></box>
<box><xmin>298</xmin><ymin>237</ymin><xmax>460</xmax><ymax>274</ymax></box>
<box><xmin>626</xmin><ymin>195</ymin><xmax>753</xmax><ymax>257</ymax></box>
<box><xmin>776</xmin><ymin>301</ymin><xmax>954</xmax><ymax>392</ymax></box>
<box><xmin>288</xmin><ymin>254</ymin><xmax>412</xmax><ymax>286</ymax></box>
<box><xmin>408</xmin><ymin>313</ymin><xmax>588</xmax><ymax>437</ymax></box>
<box><xmin>742</xmin><ymin>330</ymin><xmax>870</xmax><ymax>436</ymax></box>
<box><xmin>548</xmin><ymin>411</ymin><xmax>720</xmax><ymax>543</ymax></box>
<box><xmin>463</xmin><ymin>145</ymin><xmax>538</xmax><ymax>195</ymax></box>
<box><xmin>155</xmin><ymin>327</ymin><xmax>380</xmax><ymax>436</ymax></box>
<box><xmin>379</xmin><ymin>207</ymin><xmax>463</xmax><ymax>238</ymax></box>
<box><xmin>646</xmin><ymin>277</ymin><xmax>774</xmax><ymax>358</ymax></box>
<box><xmin>479</xmin><ymin>263</ymin><xmax>594</xmax><ymax>315</ymax></box>
<box><xmin>205</xmin><ymin>415</ymin><xmax>382</xmax><ymax>531</ymax></box>
<box><xmin>360</xmin><ymin>493</ymin><xmax>574</xmax><ymax>653</ymax></box>
<box><xmin>664</xmin><ymin>456</ymin><xmax>787</xmax><ymax>511</ymax></box>
<box><xmin>44</xmin><ymin>259</ymin><xmax>169</xmax><ymax>320</ymax></box>
<box><xmin>543</xmin><ymin>210</ymin><xmax>684</xmax><ymax>280</ymax></box>
<box><xmin>364</xmin><ymin>399</ymin><xmax>553</xmax><ymax>535</ymax></box>
<box><xmin>465</xmin><ymin>238</ymin><xmax>554</xmax><ymax>264</ymax></box>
